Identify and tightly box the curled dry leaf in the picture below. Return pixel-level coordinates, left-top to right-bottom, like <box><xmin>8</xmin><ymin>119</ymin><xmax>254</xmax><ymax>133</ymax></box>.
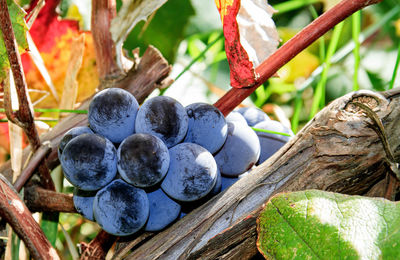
<box><xmin>215</xmin><ymin>0</ymin><xmax>279</xmax><ymax>88</ymax></box>
<box><xmin>110</xmin><ymin>0</ymin><xmax>167</xmax><ymax>47</ymax></box>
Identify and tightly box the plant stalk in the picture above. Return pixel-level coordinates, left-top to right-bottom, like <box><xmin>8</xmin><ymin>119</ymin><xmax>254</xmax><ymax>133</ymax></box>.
<box><xmin>214</xmin><ymin>0</ymin><xmax>383</xmax><ymax>115</ymax></box>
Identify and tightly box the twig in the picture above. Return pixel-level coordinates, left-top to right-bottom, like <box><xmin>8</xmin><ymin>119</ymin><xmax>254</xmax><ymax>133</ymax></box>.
<box><xmin>0</xmin><ymin>0</ymin><xmax>55</xmax><ymax>191</ymax></box>
<box><xmin>214</xmin><ymin>0</ymin><xmax>383</xmax><ymax>115</ymax></box>
<box><xmin>79</xmin><ymin>230</ymin><xmax>117</xmax><ymax>260</ymax></box>
<box><xmin>24</xmin><ymin>186</ymin><xmax>76</xmax><ymax>213</ymax></box>
<box><xmin>92</xmin><ymin>0</ymin><xmax>123</xmax><ymax>84</ymax></box>
<box><xmin>13</xmin><ymin>141</ymin><xmax>51</xmax><ymax>192</ymax></box>
<box><xmin>0</xmin><ymin>175</ymin><xmax>60</xmax><ymax>259</ymax></box>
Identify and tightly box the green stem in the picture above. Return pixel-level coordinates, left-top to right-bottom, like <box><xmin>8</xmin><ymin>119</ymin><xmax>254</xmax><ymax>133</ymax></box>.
<box><xmin>309</xmin><ymin>5</ymin><xmax>325</xmax><ymax>61</ymax></box>
<box><xmin>309</xmin><ymin>21</ymin><xmax>344</xmax><ymax>119</ymax></box>
<box><xmin>159</xmin><ymin>31</ymin><xmax>224</xmax><ymax>96</ymax></box>
<box><xmin>274</xmin><ymin>0</ymin><xmax>320</xmax><ymax>14</ymax></box>
<box><xmin>352</xmin><ymin>11</ymin><xmax>361</xmax><ymax>91</ymax></box>
<box><xmin>291</xmin><ymin>93</ymin><xmax>303</xmax><ymax>133</ymax></box>
<box><xmin>251</xmin><ymin>127</ymin><xmax>292</xmax><ymax>137</ymax></box>
<box><xmin>389</xmin><ymin>42</ymin><xmax>400</xmax><ymax>89</ymax></box>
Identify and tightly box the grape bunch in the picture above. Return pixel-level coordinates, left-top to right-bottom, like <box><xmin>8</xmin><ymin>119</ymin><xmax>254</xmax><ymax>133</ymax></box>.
<box><xmin>59</xmin><ymin>88</ymin><xmax>293</xmax><ymax>236</ymax></box>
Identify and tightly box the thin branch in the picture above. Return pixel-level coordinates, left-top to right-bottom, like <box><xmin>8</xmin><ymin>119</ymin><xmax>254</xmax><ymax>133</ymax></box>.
<box><xmin>214</xmin><ymin>0</ymin><xmax>383</xmax><ymax>115</ymax></box>
<box><xmin>0</xmin><ymin>175</ymin><xmax>60</xmax><ymax>259</ymax></box>
<box><xmin>24</xmin><ymin>186</ymin><xmax>76</xmax><ymax>213</ymax></box>
<box><xmin>79</xmin><ymin>230</ymin><xmax>117</xmax><ymax>260</ymax></box>
<box><xmin>14</xmin><ymin>142</ymin><xmax>51</xmax><ymax>192</ymax></box>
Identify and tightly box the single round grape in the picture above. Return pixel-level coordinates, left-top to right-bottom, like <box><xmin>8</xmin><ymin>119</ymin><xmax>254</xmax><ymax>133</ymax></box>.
<box><xmin>225</xmin><ymin>111</ymin><xmax>248</xmax><ymax>125</ymax></box>
<box><xmin>60</xmin><ymin>133</ymin><xmax>117</xmax><ymax>191</ymax></box>
<box><xmin>58</xmin><ymin>126</ymin><xmax>93</xmax><ymax>157</ymax></box>
<box><xmin>253</xmin><ymin>120</ymin><xmax>293</xmax><ymax>165</ymax></box>
<box><xmin>221</xmin><ymin>175</ymin><xmax>239</xmax><ymax>191</ymax></box>
<box><xmin>93</xmin><ymin>179</ymin><xmax>149</xmax><ymax>236</ymax></box>
<box><xmin>238</xmin><ymin>107</ymin><xmax>270</xmax><ymax>126</ymax></box>
<box><xmin>210</xmin><ymin>168</ymin><xmax>222</xmax><ymax>195</ymax></box>
<box><xmin>161</xmin><ymin>143</ymin><xmax>217</xmax><ymax>202</ymax></box>
<box><xmin>88</xmin><ymin>88</ymin><xmax>139</xmax><ymax>143</ymax></box>
<box><xmin>117</xmin><ymin>133</ymin><xmax>170</xmax><ymax>188</ymax></box>
<box><xmin>135</xmin><ymin>96</ymin><xmax>188</xmax><ymax>148</ymax></box>
<box><xmin>144</xmin><ymin>188</ymin><xmax>181</xmax><ymax>232</ymax></box>
<box><xmin>214</xmin><ymin>121</ymin><xmax>260</xmax><ymax>176</ymax></box>
<box><xmin>73</xmin><ymin>188</ymin><xmax>96</xmax><ymax>221</ymax></box>
<box><xmin>184</xmin><ymin>103</ymin><xmax>227</xmax><ymax>154</ymax></box>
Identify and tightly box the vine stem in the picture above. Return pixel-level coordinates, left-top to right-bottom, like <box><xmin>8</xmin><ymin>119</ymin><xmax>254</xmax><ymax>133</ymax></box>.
<box><xmin>0</xmin><ymin>175</ymin><xmax>60</xmax><ymax>259</ymax></box>
<box><xmin>92</xmin><ymin>0</ymin><xmax>123</xmax><ymax>84</ymax></box>
<box><xmin>0</xmin><ymin>0</ymin><xmax>55</xmax><ymax>191</ymax></box>
<box><xmin>214</xmin><ymin>0</ymin><xmax>383</xmax><ymax>116</ymax></box>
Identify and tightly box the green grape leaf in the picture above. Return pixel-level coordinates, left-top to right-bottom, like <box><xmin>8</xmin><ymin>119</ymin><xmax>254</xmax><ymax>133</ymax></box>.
<box><xmin>257</xmin><ymin>190</ymin><xmax>400</xmax><ymax>259</ymax></box>
<box><xmin>122</xmin><ymin>0</ymin><xmax>195</xmax><ymax>63</ymax></box>
<box><xmin>0</xmin><ymin>0</ymin><xmax>29</xmax><ymax>80</ymax></box>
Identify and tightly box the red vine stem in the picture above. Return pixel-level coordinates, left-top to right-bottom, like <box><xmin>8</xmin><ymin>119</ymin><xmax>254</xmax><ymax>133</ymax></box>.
<box><xmin>214</xmin><ymin>0</ymin><xmax>383</xmax><ymax>116</ymax></box>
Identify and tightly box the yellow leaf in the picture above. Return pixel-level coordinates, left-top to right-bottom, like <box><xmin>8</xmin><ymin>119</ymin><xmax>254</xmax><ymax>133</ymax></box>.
<box><xmin>278</xmin><ymin>50</ymin><xmax>319</xmax><ymax>83</ymax></box>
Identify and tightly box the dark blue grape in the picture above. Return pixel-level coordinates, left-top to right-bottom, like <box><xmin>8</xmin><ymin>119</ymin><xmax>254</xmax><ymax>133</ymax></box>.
<box><xmin>58</xmin><ymin>126</ymin><xmax>93</xmax><ymax>157</ymax></box>
<box><xmin>135</xmin><ymin>96</ymin><xmax>188</xmax><ymax>148</ymax></box>
<box><xmin>93</xmin><ymin>179</ymin><xmax>149</xmax><ymax>236</ymax></box>
<box><xmin>253</xmin><ymin>120</ymin><xmax>293</xmax><ymax>165</ymax></box>
<box><xmin>238</xmin><ymin>107</ymin><xmax>270</xmax><ymax>126</ymax></box>
<box><xmin>144</xmin><ymin>188</ymin><xmax>181</xmax><ymax>232</ymax></box>
<box><xmin>60</xmin><ymin>133</ymin><xmax>117</xmax><ymax>191</ymax></box>
<box><xmin>73</xmin><ymin>188</ymin><xmax>96</xmax><ymax>221</ymax></box>
<box><xmin>184</xmin><ymin>103</ymin><xmax>227</xmax><ymax>154</ymax></box>
<box><xmin>88</xmin><ymin>88</ymin><xmax>139</xmax><ymax>143</ymax></box>
<box><xmin>161</xmin><ymin>143</ymin><xmax>217</xmax><ymax>202</ymax></box>
<box><xmin>117</xmin><ymin>133</ymin><xmax>170</xmax><ymax>188</ymax></box>
<box><xmin>225</xmin><ymin>111</ymin><xmax>247</xmax><ymax>125</ymax></box>
<box><xmin>221</xmin><ymin>175</ymin><xmax>239</xmax><ymax>191</ymax></box>
<box><xmin>214</xmin><ymin>122</ymin><xmax>260</xmax><ymax>176</ymax></box>
<box><xmin>210</xmin><ymin>168</ymin><xmax>222</xmax><ymax>195</ymax></box>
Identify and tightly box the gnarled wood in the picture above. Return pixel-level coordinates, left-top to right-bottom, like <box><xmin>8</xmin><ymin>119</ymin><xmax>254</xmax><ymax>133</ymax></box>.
<box><xmin>125</xmin><ymin>89</ymin><xmax>400</xmax><ymax>259</ymax></box>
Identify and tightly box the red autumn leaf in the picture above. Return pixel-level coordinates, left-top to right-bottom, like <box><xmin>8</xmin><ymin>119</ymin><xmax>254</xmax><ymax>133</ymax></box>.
<box><xmin>215</xmin><ymin>0</ymin><xmax>279</xmax><ymax>88</ymax></box>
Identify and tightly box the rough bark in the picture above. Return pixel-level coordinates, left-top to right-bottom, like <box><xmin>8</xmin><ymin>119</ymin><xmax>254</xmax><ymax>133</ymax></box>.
<box><xmin>0</xmin><ymin>175</ymin><xmax>59</xmax><ymax>259</ymax></box>
<box><xmin>125</xmin><ymin>89</ymin><xmax>400</xmax><ymax>259</ymax></box>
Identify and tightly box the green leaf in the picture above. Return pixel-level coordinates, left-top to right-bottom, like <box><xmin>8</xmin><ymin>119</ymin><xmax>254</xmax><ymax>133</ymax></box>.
<box><xmin>41</xmin><ymin>212</ymin><xmax>59</xmax><ymax>247</ymax></box>
<box><xmin>123</xmin><ymin>0</ymin><xmax>195</xmax><ymax>63</ymax></box>
<box><xmin>0</xmin><ymin>0</ymin><xmax>28</xmax><ymax>80</ymax></box>
<box><xmin>257</xmin><ymin>190</ymin><xmax>400</xmax><ymax>259</ymax></box>
<box><xmin>366</xmin><ymin>70</ymin><xmax>386</xmax><ymax>91</ymax></box>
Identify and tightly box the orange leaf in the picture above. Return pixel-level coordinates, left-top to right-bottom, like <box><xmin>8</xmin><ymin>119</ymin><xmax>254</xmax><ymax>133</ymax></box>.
<box><xmin>21</xmin><ymin>0</ymin><xmax>98</xmax><ymax>108</ymax></box>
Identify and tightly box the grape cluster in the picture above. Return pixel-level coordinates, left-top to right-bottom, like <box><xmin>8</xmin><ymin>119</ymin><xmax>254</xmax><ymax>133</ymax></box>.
<box><xmin>59</xmin><ymin>88</ymin><xmax>293</xmax><ymax>236</ymax></box>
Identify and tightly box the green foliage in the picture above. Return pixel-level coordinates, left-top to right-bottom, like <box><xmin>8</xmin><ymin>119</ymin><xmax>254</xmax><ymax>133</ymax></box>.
<box><xmin>123</xmin><ymin>0</ymin><xmax>195</xmax><ymax>63</ymax></box>
<box><xmin>0</xmin><ymin>0</ymin><xmax>28</xmax><ymax>80</ymax></box>
<box><xmin>258</xmin><ymin>190</ymin><xmax>400</xmax><ymax>259</ymax></box>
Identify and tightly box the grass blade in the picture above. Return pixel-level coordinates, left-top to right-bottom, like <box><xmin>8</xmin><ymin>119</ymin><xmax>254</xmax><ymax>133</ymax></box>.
<box><xmin>309</xmin><ymin>21</ymin><xmax>344</xmax><ymax>119</ymax></box>
<box><xmin>251</xmin><ymin>127</ymin><xmax>292</xmax><ymax>137</ymax></box>
<box><xmin>60</xmin><ymin>224</ymin><xmax>79</xmax><ymax>260</ymax></box>
<box><xmin>389</xmin><ymin>42</ymin><xmax>400</xmax><ymax>89</ymax></box>
<box><xmin>352</xmin><ymin>11</ymin><xmax>361</xmax><ymax>91</ymax></box>
<box><xmin>274</xmin><ymin>0</ymin><xmax>320</xmax><ymax>14</ymax></box>
<box><xmin>291</xmin><ymin>92</ymin><xmax>303</xmax><ymax>133</ymax></box>
<box><xmin>159</xmin><ymin>31</ymin><xmax>224</xmax><ymax>96</ymax></box>
<box><xmin>309</xmin><ymin>5</ymin><xmax>325</xmax><ymax>61</ymax></box>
